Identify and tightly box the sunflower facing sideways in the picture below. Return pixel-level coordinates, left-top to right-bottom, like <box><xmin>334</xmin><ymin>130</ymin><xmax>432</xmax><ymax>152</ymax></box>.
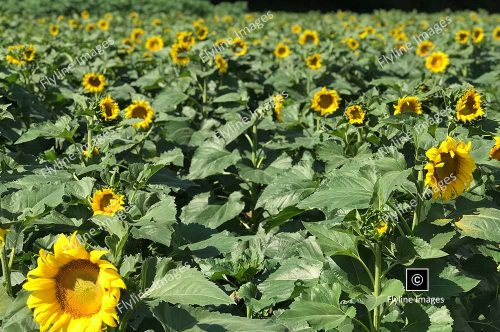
<box><xmin>82</xmin><ymin>73</ymin><xmax>106</xmax><ymax>93</ymax></box>
<box><xmin>489</xmin><ymin>137</ymin><xmax>500</xmax><ymax>161</ymax></box>
<box><xmin>215</xmin><ymin>54</ymin><xmax>228</xmax><ymax>74</ymax></box>
<box><xmin>416</xmin><ymin>40</ymin><xmax>434</xmax><ymax>57</ymax></box>
<box><xmin>298</xmin><ymin>29</ymin><xmax>319</xmax><ymax>45</ymax></box>
<box><xmin>455</xmin><ymin>30</ymin><xmax>469</xmax><ymax>44</ymax></box>
<box><xmin>274</xmin><ymin>42</ymin><xmax>290</xmax><ymax>59</ymax></box>
<box><xmin>345</xmin><ymin>105</ymin><xmax>366</xmax><ymax>125</ymax></box>
<box><xmin>145</xmin><ymin>35</ymin><xmax>164</xmax><ymax>52</ymax></box>
<box><xmin>305</xmin><ymin>53</ymin><xmax>321</xmax><ymax>70</ymax></box>
<box><xmin>311</xmin><ymin>87</ymin><xmax>341</xmax><ymax>116</ymax></box>
<box><xmin>23</xmin><ymin>233</ymin><xmax>126</xmax><ymax>332</ymax></box>
<box><xmin>91</xmin><ymin>188</ymin><xmax>125</xmax><ymax>216</ymax></box>
<box><xmin>99</xmin><ymin>95</ymin><xmax>119</xmax><ymax>121</ymax></box>
<box><xmin>274</xmin><ymin>94</ymin><xmax>284</xmax><ymax>122</ymax></box>
<box><xmin>424</xmin><ymin>136</ymin><xmax>476</xmax><ymax>201</ymax></box>
<box><xmin>124</xmin><ymin>100</ymin><xmax>155</xmax><ymax>129</ymax></box>
<box><xmin>425</xmin><ymin>51</ymin><xmax>449</xmax><ymax>73</ymax></box>
<box><xmin>393</xmin><ymin>96</ymin><xmax>422</xmax><ymax>115</ymax></box>
<box><xmin>472</xmin><ymin>27</ymin><xmax>484</xmax><ymax>43</ymax></box>
<box><xmin>195</xmin><ymin>25</ymin><xmax>209</xmax><ymax>40</ymax></box>
<box><xmin>493</xmin><ymin>26</ymin><xmax>500</xmax><ymax>41</ymax></box>
<box><xmin>455</xmin><ymin>87</ymin><xmax>484</xmax><ymax>123</ymax></box>
<box><xmin>170</xmin><ymin>42</ymin><xmax>191</xmax><ymax>66</ymax></box>
<box><xmin>232</xmin><ymin>38</ymin><xmax>248</xmax><ymax>57</ymax></box>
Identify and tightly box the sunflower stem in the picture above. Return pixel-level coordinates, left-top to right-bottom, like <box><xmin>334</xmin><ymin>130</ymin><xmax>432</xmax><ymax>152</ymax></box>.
<box><xmin>372</xmin><ymin>242</ymin><xmax>382</xmax><ymax>332</ymax></box>
<box><xmin>0</xmin><ymin>244</ymin><xmax>12</xmax><ymax>297</ymax></box>
<box><xmin>412</xmin><ymin>170</ymin><xmax>424</xmax><ymax>231</ymax></box>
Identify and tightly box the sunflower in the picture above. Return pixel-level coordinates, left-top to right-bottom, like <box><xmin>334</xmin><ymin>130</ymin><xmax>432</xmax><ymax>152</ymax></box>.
<box><xmin>376</xmin><ymin>222</ymin><xmax>388</xmax><ymax>235</ymax></box>
<box><xmin>121</xmin><ymin>38</ymin><xmax>135</xmax><ymax>54</ymax></box>
<box><xmin>49</xmin><ymin>24</ymin><xmax>60</xmax><ymax>36</ymax></box>
<box><xmin>23</xmin><ymin>45</ymin><xmax>36</xmax><ymax>62</ymax></box>
<box><xmin>99</xmin><ymin>95</ymin><xmax>119</xmax><ymax>121</ymax></box>
<box><xmin>82</xmin><ymin>147</ymin><xmax>99</xmax><ymax>158</ymax></box>
<box><xmin>81</xmin><ymin>9</ymin><xmax>90</xmax><ymax>20</ymax></box>
<box><xmin>274</xmin><ymin>95</ymin><xmax>284</xmax><ymax>122</ymax></box>
<box><xmin>489</xmin><ymin>137</ymin><xmax>500</xmax><ymax>161</ymax></box>
<box><xmin>493</xmin><ymin>27</ymin><xmax>500</xmax><ymax>41</ymax></box>
<box><xmin>455</xmin><ymin>30</ymin><xmax>469</xmax><ymax>44</ymax></box>
<box><xmin>82</xmin><ymin>73</ymin><xmax>106</xmax><ymax>93</ymax></box>
<box><xmin>124</xmin><ymin>100</ymin><xmax>155</xmax><ymax>129</ymax></box>
<box><xmin>177</xmin><ymin>31</ymin><xmax>196</xmax><ymax>48</ymax></box>
<box><xmin>23</xmin><ymin>233</ymin><xmax>126</xmax><ymax>332</ymax></box>
<box><xmin>151</xmin><ymin>18</ymin><xmax>162</xmax><ymax>26</ymax></box>
<box><xmin>130</xmin><ymin>28</ymin><xmax>144</xmax><ymax>42</ymax></box>
<box><xmin>472</xmin><ymin>27</ymin><xmax>484</xmax><ymax>43</ymax></box>
<box><xmin>193</xmin><ymin>18</ymin><xmax>205</xmax><ymax>27</ymax></box>
<box><xmin>170</xmin><ymin>42</ymin><xmax>191</xmax><ymax>66</ymax></box>
<box><xmin>311</xmin><ymin>87</ymin><xmax>341</xmax><ymax>116</ymax></box>
<box><xmin>424</xmin><ymin>136</ymin><xmax>476</xmax><ymax>201</ymax></box>
<box><xmin>274</xmin><ymin>42</ymin><xmax>290</xmax><ymax>59</ymax></box>
<box><xmin>455</xmin><ymin>88</ymin><xmax>484</xmax><ymax>123</ymax></box>
<box><xmin>215</xmin><ymin>54</ymin><xmax>228</xmax><ymax>74</ymax></box>
<box><xmin>97</xmin><ymin>19</ymin><xmax>109</xmax><ymax>31</ymax></box>
<box><xmin>305</xmin><ymin>53</ymin><xmax>321</xmax><ymax>70</ymax></box>
<box><xmin>196</xmin><ymin>25</ymin><xmax>209</xmax><ymax>40</ymax></box>
<box><xmin>85</xmin><ymin>23</ymin><xmax>96</xmax><ymax>32</ymax></box>
<box><xmin>298</xmin><ymin>29</ymin><xmax>319</xmax><ymax>45</ymax></box>
<box><xmin>231</xmin><ymin>38</ymin><xmax>248</xmax><ymax>57</ymax></box>
<box><xmin>291</xmin><ymin>24</ymin><xmax>302</xmax><ymax>34</ymax></box>
<box><xmin>344</xmin><ymin>37</ymin><xmax>359</xmax><ymax>51</ymax></box>
<box><xmin>394</xmin><ymin>96</ymin><xmax>422</xmax><ymax>115</ymax></box>
<box><xmin>91</xmin><ymin>188</ymin><xmax>125</xmax><ymax>216</ymax></box>
<box><xmin>416</xmin><ymin>40</ymin><xmax>434</xmax><ymax>57</ymax></box>
<box><xmin>145</xmin><ymin>36</ymin><xmax>164</xmax><ymax>52</ymax></box>
<box><xmin>5</xmin><ymin>45</ymin><xmax>25</xmax><ymax>66</ymax></box>
<box><xmin>425</xmin><ymin>52</ymin><xmax>449</xmax><ymax>73</ymax></box>
<box><xmin>345</xmin><ymin>105</ymin><xmax>366</xmax><ymax>125</ymax></box>
<box><xmin>68</xmin><ymin>19</ymin><xmax>79</xmax><ymax>29</ymax></box>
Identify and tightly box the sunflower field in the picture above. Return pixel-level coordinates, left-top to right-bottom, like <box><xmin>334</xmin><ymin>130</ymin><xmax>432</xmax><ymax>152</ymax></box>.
<box><xmin>0</xmin><ymin>0</ymin><xmax>499</xmax><ymax>331</ymax></box>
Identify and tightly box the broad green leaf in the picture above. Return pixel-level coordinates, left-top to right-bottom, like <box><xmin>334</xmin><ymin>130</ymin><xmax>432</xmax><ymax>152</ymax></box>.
<box><xmin>303</xmin><ymin>223</ymin><xmax>359</xmax><ymax>257</ymax></box>
<box><xmin>188</xmin><ymin>141</ymin><xmax>241</xmax><ymax>179</ymax></box>
<box><xmin>455</xmin><ymin>208</ymin><xmax>500</xmax><ymax>242</ymax></box>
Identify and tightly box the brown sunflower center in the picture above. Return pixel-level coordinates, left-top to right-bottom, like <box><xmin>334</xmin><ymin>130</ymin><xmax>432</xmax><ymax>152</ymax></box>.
<box><xmin>99</xmin><ymin>193</ymin><xmax>118</xmax><ymax>212</ymax></box>
<box><xmin>305</xmin><ymin>34</ymin><xmax>315</xmax><ymax>43</ymax></box>
<box><xmin>319</xmin><ymin>94</ymin><xmax>334</xmax><ymax>109</ymax></box>
<box><xmin>400</xmin><ymin>101</ymin><xmax>416</xmax><ymax>113</ymax></box>
<box><xmin>55</xmin><ymin>259</ymin><xmax>102</xmax><ymax>318</ymax></box>
<box><xmin>350</xmin><ymin>107</ymin><xmax>361</xmax><ymax>119</ymax></box>
<box><xmin>420</xmin><ymin>45</ymin><xmax>429</xmax><ymax>53</ymax></box>
<box><xmin>130</xmin><ymin>105</ymin><xmax>148</xmax><ymax>119</ymax></box>
<box><xmin>435</xmin><ymin>152</ymin><xmax>458</xmax><ymax>182</ymax></box>
<box><xmin>103</xmin><ymin>102</ymin><xmax>114</xmax><ymax>117</ymax></box>
<box><xmin>88</xmin><ymin>76</ymin><xmax>101</xmax><ymax>87</ymax></box>
<box><xmin>431</xmin><ymin>56</ymin><xmax>442</xmax><ymax>67</ymax></box>
<box><xmin>461</xmin><ymin>95</ymin><xmax>478</xmax><ymax>115</ymax></box>
<box><xmin>149</xmin><ymin>40</ymin><xmax>158</xmax><ymax>48</ymax></box>
<box><xmin>278</xmin><ymin>47</ymin><xmax>286</xmax><ymax>54</ymax></box>
<box><xmin>309</xmin><ymin>57</ymin><xmax>318</xmax><ymax>66</ymax></box>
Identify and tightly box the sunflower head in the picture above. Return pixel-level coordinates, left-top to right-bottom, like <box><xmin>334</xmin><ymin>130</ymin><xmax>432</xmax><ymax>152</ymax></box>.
<box><xmin>345</xmin><ymin>105</ymin><xmax>366</xmax><ymax>125</ymax></box>
<box><xmin>68</xmin><ymin>19</ymin><xmax>79</xmax><ymax>29</ymax></box>
<box><xmin>311</xmin><ymin>87</ymin><xmax>341</xmax><ymax>116</ymax></box>
<box><xmin>151</xmin><ymin>18</ymin><xmax>162</xmax><ymax>26</ymax></box>
<box><xmin>274</xmin><ymin>42</ymin><xmax>290</xmax><ymax>59</ymax></box>
<box><xmin>99</xmin><ymin>95</ymin><xmax>119</xmax><ymax>121</ymax></box>
<box><xmin>170</xmin><ymin>42</ymin><xmax>191</xmax><ymax>66</ymax></box>
<box><xmin>425</xmin><ymin>51</ymin><xmax>449</xmax><ymax>73</ymax></box>
<box><xmin>91</xmin><ymin>188</ymin><xmax>125</xmax><ymax>216</ymax></box>
<box><xmin>96</xmin><ymin>19</ymin><xmax>109</xmax><ymax>31</ymax></box>
<box><xmin>82</xmin><ymin>73</ymin><xmax>106</xmax><ymax>93</ymax></box>
<box><xmin>298</xmin><ymin>29</ymin><xmax>319</xmax><ymax>45</ymax></box>
<box><xmin>291</xmin><ymin>24</ymin><xmax>302</xmax><ymax>34</ymax></box>
<box><xmin>83</xmin><ymin>147</ymin><xmax>99</xmax><ymax>159</ymax></box>
<box><xmin>23</xmin><ymin>233</ymin><xmax>126</xmax><ymax>331</ymax></box>
<box><xmin>145</xmin><ymin>35</ymin><xmax>164</xmax><ymax>52</ymax></box>
<box><xmin>124</xmin><ymin>100</ymin><xmax>155</xmax><ymax>129</ymax></box>
<box><xmin>472</xmin><ymin>27</ymin><xmax>484</xmax><ymax>43</ymax></box>
<box><xmin>393</xmin><ymin>96</ymin><xmax>422</xmax><ymax>115</ymax></box>
<box><xmin>416</xmin><ymin>40</ymin><xmax>434</xmax><ymax>57</ymax></box>
<box><xmin>305</xmin><ymin>53</ymin><xmax>321</xmax><ymax>70</ymax></box>
<box><xmin>232</xmin><ymin>38</ymin><xmax>248</xmax><ymax>57</ymax></box>
<box><xmin>455</xmin><ymin>88</ymin><xmax>484</xmax><ymax>123</ymax></box>
<box><xmin>215</xmin><ymin>54</ymin><xmax>228</xmax><ymax>74</ymax></box>
<box><xmin>274</xmin><ymin>95</ymin><xmax>284</xmax><ymax>122</ymax></box>
<box><xmin>493</xmin><ymin>27</ymin><xmax>500</xmax><ymax>41</ymax></box>
<box><xmin>196</xmin><ymin>25</ymin><xmax>209</xmax><ymax>40</ymax></box>
<box><xmin>489</xmin><ymin>137</ymin><xmax>500</xmax><ymax>161</ymax></box>
<box><xmin>130</xmin><ymin>28</ymin><xmax>145</xmax><ymax>42</ymax></box>
<box><xmin>344</xmin><ymin>37</ymin><xmax>360</xmax><ymax>51</ymax></box>
<box><xmin>424</xmin><ymin>136</ymin><xmax>476</xmax><ymax>201</ymax></box>
<box><xmin>85</xmin><ymin>23</ymin><xmax>96</xmax><ymax>32</ymax></box>
<box><xmin>177</xmin><ymin>31</ymin><xmax>196</xmax><ymax>48</ymax></box>
<box><xmin>49</xmin><ymin>24</ymin><xmax>60</xmax><ymax>36</ymax></box>
<box><xmin>455</xmin><ymin>30</ymin><xmax>470</xmax><ymax>44</ymax></box>
<box><xmin>121</xmin><ymin>38</ymin><xmax>135</xmax><ymax>54</ymax></box>
<box><xmin>23</xmin><ymin>45</ymin><xmax>36</xmax><ymax>62</ymax></box>
<box><xmin>376</xmin><ymin>222</ymin><xmax>388</xmax><ymax>236</ymax></box>
<box><xmin>81</xmin><ymin>9</ymin><xmax>90</xmax><ymax>20</ymax></box>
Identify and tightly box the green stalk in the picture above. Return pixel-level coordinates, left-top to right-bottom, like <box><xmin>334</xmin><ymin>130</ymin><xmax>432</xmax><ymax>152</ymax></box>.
<box><xmin>412</xmin><ymin>170</ymin><xmax>424</xmax><ymax>231</ymax></box>
<box><xmin>373</xmin><ymin>242</ymin><xmax>382</xmax><ymax>331</ymax></box>
<box><xmin>0</xmin><ymin>244</ymin><xmax>12</xmax><ymax>297</ymax></box>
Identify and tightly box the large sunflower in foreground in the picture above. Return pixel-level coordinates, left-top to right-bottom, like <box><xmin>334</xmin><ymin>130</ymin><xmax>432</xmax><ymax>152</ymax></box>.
<box><xmin>124</xmin><ymin>100</ymin><xmax>155</xmax><ymax>129</ymax></box>
<box><xmin>311</xmin><ymin>87</ymin><xmax>341</xmax><ymax>116</ymax></box>
<box><xmin>489</xmin><ymin>137</ymin><xmax>500</xmax><ymax>161</ymax></box>
<box><xmin>91</xmin><ymin>188</ymin><xmax>125</xmax><ymax>216</ymax></box>
<box><xmin>99</xmin><ymin>95</ymin><xmax>119</xmax><ymax>121</ymax></box>
<box><xmin>345</xmin><ymin>105</ymin><xmax>366</xmax><ymax>125</ymax></box>
<box><xmin>393</xmin><ymin>96</ymin><xmax>422</xmax><ymax>115</ymax></box>
<box><xmin>455</xmin><ymin>88</ymin><xmax>484</xmax><ymax>123</ymax></box>
<box><xmin>23</xmin><ymin>233</ymin><xmax>126</xmax><ymax>332</ymax></box>
<box><xmin>82</xmin><ymin>73</ymin><xmax>106</xmax><ymax>93</ymax></box>
<box><xmin>425</xmin><ymin>52</ymin><xmax>449</xmax><ymax>73</ymax></box>
<box><xmin>424</xmin><ymin>136</ymin><xmax>476</xmax><ymax>201</ymax></box>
